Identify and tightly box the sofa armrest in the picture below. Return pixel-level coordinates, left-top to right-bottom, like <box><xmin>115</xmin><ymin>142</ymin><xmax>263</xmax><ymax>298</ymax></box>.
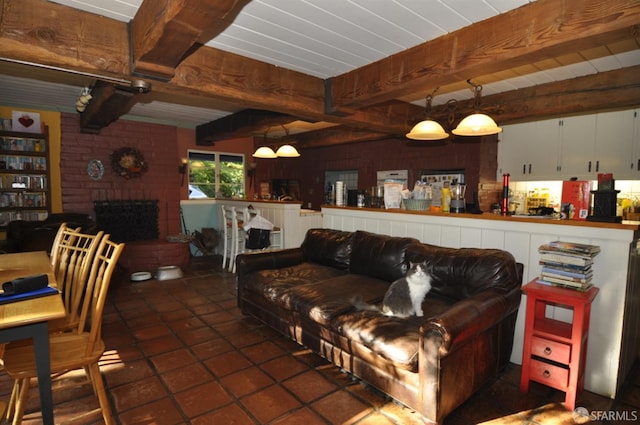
<box><xmin>421</xmin><ymin>287</ymin><xmax>521</xmax><ymax>355</ymax></box>
<box><xmin>236</xmin><ymin>247</ymin><xmax>304</xmax><ymax>276</ymax></box>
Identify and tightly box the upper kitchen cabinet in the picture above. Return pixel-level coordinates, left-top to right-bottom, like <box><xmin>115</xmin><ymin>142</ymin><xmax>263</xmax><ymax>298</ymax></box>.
<box><xmin>593</xmin><ymin>109</ymin><xmax>636</xmax><ymax>179</ymax></box>
<box><xmin>499</xmin><ymin>108</ymin><xmax>640</xmax><ymax>182</ymax></box>
<box><xmin>497</xmin><ymin>118</ymin><xmax>561</xmax><ymax>181</ymax></box>
<box><xmin>557</xmin><ymin>115</ymin><xmax>598</xmax><ymax>179</ymax></box>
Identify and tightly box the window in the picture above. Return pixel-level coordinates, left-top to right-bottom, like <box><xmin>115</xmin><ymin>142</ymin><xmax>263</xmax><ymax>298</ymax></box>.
<box><xmin>187</xmin><ymin>150</ymin><xmax>245</xmax><ymax>199</ymax></box>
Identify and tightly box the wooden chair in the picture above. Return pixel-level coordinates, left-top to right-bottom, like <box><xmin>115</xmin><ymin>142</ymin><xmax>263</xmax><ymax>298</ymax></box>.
<box><xmin>3</xmin><ymin>234</ymin><xmax>124</xmax><ymax>425</ymax></box>
<box><xmin>49</xmin><ymin>228</ymin><xmax>105</xmax><ymax>334</ymax></box>
<box><xmin>220</xmin><ymin>205</ymin><xmax>235</xmax><ymax>271</ymax></box>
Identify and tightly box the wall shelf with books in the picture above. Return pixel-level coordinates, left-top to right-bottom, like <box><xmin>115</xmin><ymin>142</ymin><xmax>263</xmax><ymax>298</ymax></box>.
<box><xmin>0</xmin><ymin>127</ymin><xmax>50</xmax><ymax>226</ymax></box>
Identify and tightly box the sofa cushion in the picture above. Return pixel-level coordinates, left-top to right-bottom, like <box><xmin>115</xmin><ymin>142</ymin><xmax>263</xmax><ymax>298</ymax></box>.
<box><xmin>242</xmin><ymin>262</ymin><xmax>348</xmax><ymax>304</ymax></box>
<box><xmin>301</xmin><ymin>228</ymin><xmax>354</xmax><ymax>270</ymax></box>
<box><xmin>406</xmin><ymin>244</ymin><xmax>520</xmax><ymax>300</ymax></box>
<box><xmin>275</xmin><ymin>274</ymin><xmax>390</xmax><ymax>326</ymax></box>
<box><xmin>349</xmin><ymin>231</ymin><xmax>419</xmax><ymax>282</ymax></box>
<box><xmin>333</xmin><ymin>295</ymin><xmax>454</xmax><ymax>371</ymax></box>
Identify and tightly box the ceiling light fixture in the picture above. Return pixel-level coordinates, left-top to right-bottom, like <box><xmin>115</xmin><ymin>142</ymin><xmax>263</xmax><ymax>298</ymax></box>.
<box><xmin>252</xmin><ymin>125</ymin><xmax>300</xmax><ymax>158</ymax></box>
<box><xmin>452</xmin><ymin>80</ymin><xmax>502</xmax><ymax>136</ymax></box>
<box><xmin>406</xmin><ymin>93</ymin><xmax>449</xmax><ymax>140</ymax></box>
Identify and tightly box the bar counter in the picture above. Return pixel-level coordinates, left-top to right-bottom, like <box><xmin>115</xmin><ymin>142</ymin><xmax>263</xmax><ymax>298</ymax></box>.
<box><xmin>321</xmin><ymin>204</ymin><xmax>640</xmax><ymax>401</ymax></box>
<box><xmin>322</xmin><ymin>204</ymin><xmax>640</xmax><ymax>231</ymax></box>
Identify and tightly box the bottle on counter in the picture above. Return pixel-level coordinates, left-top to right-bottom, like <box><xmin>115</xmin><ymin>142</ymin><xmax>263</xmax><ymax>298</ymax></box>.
<box><xmin>441</xmin><ymin>182</ymin><xmax>451</xmax><ymax>213</ymax></box>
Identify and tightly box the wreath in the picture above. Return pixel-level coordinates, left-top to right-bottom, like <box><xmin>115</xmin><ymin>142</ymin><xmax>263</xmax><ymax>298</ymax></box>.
<box><xmin>111</xmin><ymin>147</ymin><xmax>148</xmax><ymax>179</ymax></box>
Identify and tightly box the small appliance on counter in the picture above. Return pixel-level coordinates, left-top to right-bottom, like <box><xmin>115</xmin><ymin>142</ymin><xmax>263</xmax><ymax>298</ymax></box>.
<box><xmin>450</xmin><ymin>182</ymin><xmax>466</xmax><ymax>213</ymax></box>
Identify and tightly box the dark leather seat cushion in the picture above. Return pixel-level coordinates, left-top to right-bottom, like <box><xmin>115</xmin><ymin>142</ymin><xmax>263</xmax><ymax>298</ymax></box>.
<box><xmin>241</xmin><ymin>262</ymin><xmax>348</xmax><ymax>303</ymax></box>
<box><xmin>332</xmin><ymin>294</ymin><xmax>454</xmax><ymax>371</ymax></box>
<box><xmin>273</xmin><ymin>274</ymin><xmax>389</xmax><ymax>326</ymax></box>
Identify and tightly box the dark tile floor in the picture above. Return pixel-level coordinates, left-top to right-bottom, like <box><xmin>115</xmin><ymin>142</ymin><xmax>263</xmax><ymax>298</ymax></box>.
<box><xmin>2</xmin><ymin>256</ymin><xmax>640</xmax><ymax>424</ymax></box>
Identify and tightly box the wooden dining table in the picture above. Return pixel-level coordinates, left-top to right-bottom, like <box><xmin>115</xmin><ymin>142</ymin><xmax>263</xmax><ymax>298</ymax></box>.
<box><xmin>0</xmin><ymin>251</ymin><xmax>65</xmax><ymax>425</ymax></box>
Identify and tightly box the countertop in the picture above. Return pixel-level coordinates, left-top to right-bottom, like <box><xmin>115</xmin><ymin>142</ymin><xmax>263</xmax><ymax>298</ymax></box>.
<box><xmin>322</xmin><ymin>205</ymin><xmax>640</xmax><ymax>231</ymax></box>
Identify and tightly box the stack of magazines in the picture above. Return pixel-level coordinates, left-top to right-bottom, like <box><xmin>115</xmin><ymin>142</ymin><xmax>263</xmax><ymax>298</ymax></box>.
<box><xmin>537</xmin><ymin>241</ymin><xmax>601</xmax><ymax>290</ymax></box>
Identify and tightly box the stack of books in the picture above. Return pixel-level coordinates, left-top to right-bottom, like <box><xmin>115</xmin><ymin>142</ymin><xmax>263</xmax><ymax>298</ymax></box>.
<box><xmin>537</xmin><ymin>241</ymin><xmax>600</xmax><ymax>290</ymax></box>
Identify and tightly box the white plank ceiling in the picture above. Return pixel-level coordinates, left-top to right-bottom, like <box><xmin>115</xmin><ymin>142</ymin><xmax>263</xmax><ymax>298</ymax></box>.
<box><xmin>1</xmin><ymin>0</ymin><xmax>638</xmax><ymax>129</ymax></box>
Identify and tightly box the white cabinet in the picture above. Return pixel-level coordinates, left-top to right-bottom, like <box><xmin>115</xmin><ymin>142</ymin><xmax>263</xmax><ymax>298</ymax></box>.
<box><xmin>558</xmin><ymin>115</ymin><xmax>597</xmax><ymax>179</ymax></box>
<box><xmin>498</xmin><ymin>118</ymin><xmax>561</xmax><ymax>181</ymax></box>
<box><xmin>593</xmin><ymin>109</ymin><xmax>636</xmax><ymax>179</ymax></box>
<box><xmin>499</xmin><ymin>108</ymin><xmax>640</xmax><ymax>181</ymax></box>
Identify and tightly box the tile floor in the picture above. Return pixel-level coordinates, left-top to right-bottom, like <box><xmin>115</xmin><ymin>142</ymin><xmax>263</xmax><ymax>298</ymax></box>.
<box><xmin>2</xmin><ymin>256</ymin><xmax>639</xmax><ymax>425</ymax></box>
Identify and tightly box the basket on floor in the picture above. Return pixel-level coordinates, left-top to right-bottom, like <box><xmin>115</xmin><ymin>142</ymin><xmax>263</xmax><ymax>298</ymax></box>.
<box><xmin>402</xmin><ymin>198</ymin><xmax>432</xmax><ymax>211</ymax></box>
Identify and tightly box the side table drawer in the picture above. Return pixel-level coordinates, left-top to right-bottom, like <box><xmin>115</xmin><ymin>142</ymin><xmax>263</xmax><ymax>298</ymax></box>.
<box><xmin>531</xmin><ymin>336</ymin><xmax>571</xmax><ymax>364</ymax></box>
<box><xmin>530</xmin><ymin>358</ymin><xmax>569</xmax><ymax>390</ymax></box>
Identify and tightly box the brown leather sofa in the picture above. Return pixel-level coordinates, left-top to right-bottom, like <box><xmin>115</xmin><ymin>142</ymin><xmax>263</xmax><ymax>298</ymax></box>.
<box><xmin>236</xmin><ymin>228</ymin><xmax>523</xmax><ymax>424</ymax></box>
<box><xmin>1</xmin><ymin>213</ymin><xmax>97</xmax><ymax>254</ymax></box>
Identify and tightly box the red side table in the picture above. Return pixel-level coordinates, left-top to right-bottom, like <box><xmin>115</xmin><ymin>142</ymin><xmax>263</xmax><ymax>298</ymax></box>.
<box><xmin>520</xmin><ymin>280</ymin><xmax>599</xmax><ymax>410</ymax></box>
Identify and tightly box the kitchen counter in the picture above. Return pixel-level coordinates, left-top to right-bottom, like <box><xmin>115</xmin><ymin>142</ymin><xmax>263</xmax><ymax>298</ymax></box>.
<box><xmin>322</xmin><ymin>205</ymin><xmax>640</xmax><ymax>232</ymax></box>
<box><xmin>321</xmin><ymin>204</ymin><xmax>640</xmax><ymax>400</ymax></box>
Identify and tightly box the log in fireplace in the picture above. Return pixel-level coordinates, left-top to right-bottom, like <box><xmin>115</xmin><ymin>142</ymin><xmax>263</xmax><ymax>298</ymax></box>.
<box><xmin>93</xmin><ymin>200</ymin><xmax>159</xmax><ymax>242</ymax></box>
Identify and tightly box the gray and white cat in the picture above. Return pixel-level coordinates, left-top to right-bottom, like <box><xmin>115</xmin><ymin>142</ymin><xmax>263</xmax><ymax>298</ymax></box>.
<box><xmin>352</xmin><ymin>261</ymin><xmax>432</xmax><ymax>318</ymax></box>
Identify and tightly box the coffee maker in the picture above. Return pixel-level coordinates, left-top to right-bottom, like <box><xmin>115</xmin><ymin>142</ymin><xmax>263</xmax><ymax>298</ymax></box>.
<box><xmin>450</xmin><ymin>182</ymin><xmax>466</xmax><ymax>213</ymax></box>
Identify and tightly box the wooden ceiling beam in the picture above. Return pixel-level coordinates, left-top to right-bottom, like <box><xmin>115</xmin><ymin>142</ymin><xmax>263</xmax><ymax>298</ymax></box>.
<box><xmin>329</xmin><ymin>0</ymin><xmax>640</xmax><ymax>110</ymax></box>
<box><xmin>79</xmin><ymin>80</ymin><xmax>147</xmax><ymax>134</ymax></box>
<box><xmin>195</xmin><ymin>109</ymin><xmax>294</xmax><ymax>145</ymax></box>
<box><xmin>131</xmin><ymin>0</ymin><xmax>251</xmax><ymax>80</ymax></box>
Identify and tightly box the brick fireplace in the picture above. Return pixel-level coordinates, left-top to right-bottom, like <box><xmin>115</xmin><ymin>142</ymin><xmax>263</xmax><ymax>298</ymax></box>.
<box><xmin>60</xmin><ymin>113</ymin><xmax>190</xmax><ymax>274</ymax></box>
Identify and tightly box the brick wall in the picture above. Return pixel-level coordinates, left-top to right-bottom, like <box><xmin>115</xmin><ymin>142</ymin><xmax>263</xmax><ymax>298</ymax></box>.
<box><xmin>60</xmin><ymin>113</ymin><xmax>182</xmax><ymax>239</ymax></box>
<box><xmin>253</xmin><ymin>135</ymin><xmax>499</xmax><ymax>211</ymax></box>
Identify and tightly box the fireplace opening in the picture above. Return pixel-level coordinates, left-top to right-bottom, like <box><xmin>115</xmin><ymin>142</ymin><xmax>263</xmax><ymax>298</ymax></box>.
<box><xmin>94</xmin><ymin>200</ymin><xmax>159</xmax><ymax>242</ymax></box>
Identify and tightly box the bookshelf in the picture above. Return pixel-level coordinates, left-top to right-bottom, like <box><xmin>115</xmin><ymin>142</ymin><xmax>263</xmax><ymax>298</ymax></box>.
<box><xmin>0</xmin><ymin>127</ymin><xmax>50</xmax><ymax>226</ymax></box>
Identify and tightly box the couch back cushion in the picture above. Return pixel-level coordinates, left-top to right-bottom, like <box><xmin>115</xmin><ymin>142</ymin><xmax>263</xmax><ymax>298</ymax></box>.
<box><xmin>301</xmin><ymin>228</ymin><xmax>354</xmax><ymax>270</ymax></box>
<box><xmin>349</xmin><ymin>231</ymin><xmax>419</xmax><ymax>282</ymax></box>
<box><xmin>406</xmin><ymin>244</ymin><xmax>521</xmax><ymax>300</ymax></box>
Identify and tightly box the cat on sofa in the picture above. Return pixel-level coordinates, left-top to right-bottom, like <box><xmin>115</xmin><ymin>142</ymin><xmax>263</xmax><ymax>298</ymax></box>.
<box><xmin>351</xmin><ymin>261</ymin><xmax>432</xmax><ymax>317</ymax></box>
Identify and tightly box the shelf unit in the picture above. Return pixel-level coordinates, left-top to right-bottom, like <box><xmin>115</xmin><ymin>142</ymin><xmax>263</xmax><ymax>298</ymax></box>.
<box><xmin>0</xmin><ymin>127</ymin><xmax>50</xmax><ymax>225</ymax></box>
<box><xmin>520</xmin><ymin>280</ymin><xmax>599</xmax><ymax>410</ymax></box>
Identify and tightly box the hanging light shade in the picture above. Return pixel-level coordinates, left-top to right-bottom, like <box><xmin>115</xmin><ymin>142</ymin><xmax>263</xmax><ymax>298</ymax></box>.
<box><xmin>275</xmin><ymin>144</ymin><xmax>300</xmax><ymax>157</ymax></box>
<box><xmin>452</xmin><ymin>113</ymin><xmax>502</xmax><ymax>136</ymax></box>
<box><xmin>406</xmin><ymin>119</ymin><xmax>449</xmax><ymax>140</ymax></box>
<box><xmin>406</xmin><ymin>94</ymin><xmax>449</xmax><ymax>140</ymax></box>
<box><xmin>252</xmin><ymin>146</ymin><xmax>277</xmax><ymax>158</ymax></box>
<box><xmin>452</xmin><ymin>80</ymin><xmax>502</xmax><ymax>136</ymax></box>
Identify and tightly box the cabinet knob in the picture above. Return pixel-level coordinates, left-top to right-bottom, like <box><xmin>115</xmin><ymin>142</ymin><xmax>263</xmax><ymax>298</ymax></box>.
<box><xmin>543</xmin><ymin>370</ymin><xmax>551</xmax><ymax>378</ymax></box>
<box><xmin>544</xmin><ymin>347</ymin><xmax>552</xmax><ymax>356</ymax></box>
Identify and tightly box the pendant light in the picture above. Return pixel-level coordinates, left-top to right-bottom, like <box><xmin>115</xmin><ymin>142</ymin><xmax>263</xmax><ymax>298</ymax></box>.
<box><xmin>252</xmin><ymin>146</ymin><xmax>277</xmax><ymax>158</ymax></box>
<box><xmin>452</xmin><ymin>81</ymin><xmax>502</xmax><ymax>136</ymax></box>
<box><xmin>252</xmin><ymin>125</ymin><xmax>301</xmax><ymax>158</ymax></box>
<box><xmin>275</xmin><ymin>144</ymin><xmax>300</xmax><ymax>157</ymax></box>
<box><xmin>406</xmin><ymin>94</ymin><xmax>449</xmax><ymax>140</ymax></box>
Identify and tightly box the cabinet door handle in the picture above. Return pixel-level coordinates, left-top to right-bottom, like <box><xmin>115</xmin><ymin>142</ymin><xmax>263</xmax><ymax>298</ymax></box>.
<box><xmin>596</xmin><ymin>161</ymin><xmax>599</xmax><ymax>172</ymax></box>
<box><xmin>588</xmin><ymin>161</ymin><xmax>592</xmax><ymax>172</ymax></box>
<box><xmin>528</xmin><ymin>164</ymin><xmax>532</xmax><ymax>174</ymax></box>
<box><xmin>637</xmin><ymin>159</ymin><xmax>639</xmax><ymax>171</ymax></box>
<box><xmin>522</xmin><ymin>164</ymin><xmax>526</xmax><ymax>175</ymax></box>
<box><xmin>543</xmin><ymin>370</ymin><xmax>551</xmax><ymax>378</ymax></box>
<box><xmin>544</xmin><ymin>346</ymin><xmax>552</xmax><ymax>356</ymax></box>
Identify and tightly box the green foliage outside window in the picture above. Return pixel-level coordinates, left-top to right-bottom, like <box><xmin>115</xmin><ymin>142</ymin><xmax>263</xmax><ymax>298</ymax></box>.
<box><xmin>188</xmin><ymin>152</ymin><xmax>244</xmax><ymax>199</ymax></box>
